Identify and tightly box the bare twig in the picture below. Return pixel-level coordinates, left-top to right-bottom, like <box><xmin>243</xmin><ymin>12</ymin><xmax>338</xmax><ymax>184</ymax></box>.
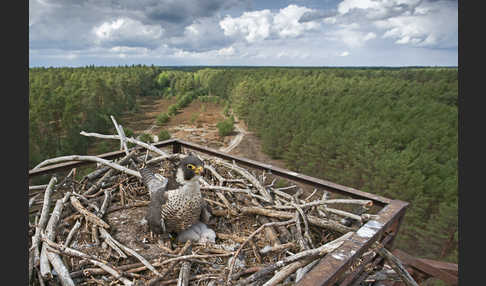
<box><xmin>70</xmin><ymin>196</ymin><xmax>110</xmax><ymax>229</ymax></box>
<box><xmin>236</xmin><ymin>232</ymin><xmax>352</xmax><ymax>286</ymax></box>
<box><xmin>110</xmin><ymin>115</ymin><xmax>129</xmax><ymax>155</ymax></box>
<box><xmin>33</xmin><ymin>155</ymin><xmax>141</xmax><ymax>178</ymax></box>
<box><xmin>40</xmin><ymin>192</ymin><xmax>71</xmax><ymax>280</ymax></box>
<box><xmin>262</xmin><ymin>257</ymin><xmax>315</xmax><ymax>286</ymax></box>
<box><xmin>63</xmin><ymin>220</ymin><xmax>81</xmax><ymax>248</ymax></box>
<box><xmin>32</xmin><ymin>176</ymin><xmax>57</xmax><ymax>267</ymax></box>
<box><xmin>240</xmin><ymin>206</ymin><xmax>355</xmax><ymax>233</ymax></box>
<box><xmin>376</xmin><ymin>244</ymin><xmax>419</xmax><ymax>286</ymax></box>
<box><xmin>80</xmin><ymin>131</ymin><xmax>169</xmax><ymax>157</ymax></box>
<box><xmin>214</xmin><ymin>159</ymin><xmax>273</xmax><ymax>203</ymax></box>
<box><xmin>226</xmin><ymin>219</ymin><xmax>296</xmax><ymax>285</ymax></box>
<box><xmin>98</xmin><ymin>228</ymin><xmax>163</xmax><ymax>277</ymax></box>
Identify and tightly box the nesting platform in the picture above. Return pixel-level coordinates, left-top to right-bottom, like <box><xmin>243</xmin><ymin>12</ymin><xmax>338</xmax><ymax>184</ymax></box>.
<box><xmin>28</xmin><ymin>139</ymin><xmax>408</xmax><ymax>286</ymax></box>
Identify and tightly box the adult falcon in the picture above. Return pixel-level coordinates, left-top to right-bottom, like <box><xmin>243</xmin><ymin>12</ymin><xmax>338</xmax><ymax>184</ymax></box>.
<box><xmin>140</xmin><ymin>154</ymin><xmax>214</xmax><ymax>243</ymax></box>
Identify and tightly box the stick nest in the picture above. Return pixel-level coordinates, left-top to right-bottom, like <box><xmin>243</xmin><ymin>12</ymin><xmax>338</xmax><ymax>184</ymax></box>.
<box><xmin>28</xmin><ymin>148</ymin><xmax>380</xmax><ymax>286</ymax></box>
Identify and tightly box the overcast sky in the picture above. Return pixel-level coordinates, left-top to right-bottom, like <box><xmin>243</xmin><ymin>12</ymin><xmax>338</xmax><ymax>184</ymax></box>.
<box><xmin>29</xmin><ymin>0</ymin><xmax>458</xmax><ymax>67</ymax></box>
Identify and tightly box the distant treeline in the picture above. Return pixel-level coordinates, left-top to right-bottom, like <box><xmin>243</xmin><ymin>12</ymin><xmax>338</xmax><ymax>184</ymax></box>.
<box><xmin>29</xmin><ymin>66</ymin><xmax>457</xmax><ymax>264</ymax></box>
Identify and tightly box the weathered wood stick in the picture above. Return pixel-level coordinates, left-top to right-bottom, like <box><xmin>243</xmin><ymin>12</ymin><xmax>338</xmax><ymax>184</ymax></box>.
<box><xmin>177</xmin><ymin>244</ymin><xmax>192</xmax><ymax>286</ymax></box>
<box><xmin>33</xmin><ymin>154</ymin><xmax>141</xmax><ymax>178</ymax></box>
<box><xmin>84</xmin><ymin>150</ymin><xmax>137</xmax><ymax>195</ymax></box>
<box><xmin>97</xmin><ymin>189</ymin><xmax>112</xmax><ymax>218</ymax></box>
<box><xmin>257</xmin><ymin>215</ymin><xmax>281</xmax><ymax>246</ymax></box>
<box><xmin>249</xmin><ymin>239</ymin><xmax>263</xmax><ymax>264</ymax></box>
<box><xmin>177</xmin><ymin>260</ymin><xmax>191</xmax><ymax>286</ymax></box>
<box><xmin>40</xmin><ymin>192</ymin><xmax>71</xmax><ymax>280</ymax></box>
<box><xmin>205</xmin><ymin>165</ymin><xmax>225</xmax><ymax>184</ymax></box>
<box><xmin>99</xmin><ymin>227</ymin><xmax>128</xmax><ymax>259</ymax></box>
<box><xmin>106</xmin><ymin>200</ymin><xmax>150</xmax><ymax>214</ymax></box>
<box><xmin>147</xmin><ymin>274</ymin><xmax>219</xmax><ymax>286</ymax></box>
<box><xmin>70</xmin><ymin>196</ymin><xmax>110</xmax><ymax>229</ymax></box>
<box><xmin>36</xmin><ymin>267</ymin><xmax>46</xmax><ymax>286</ymax></box>
<box><xmin>32</xmin><ymin>176</ymin><xmax>57</xmax><ymax>267</ymax></box>
<box><xmin>262</xmin><ymin>257</ymin><xmax>316</xmax><ymax>286</ymax></box>
<box><xmin>293</xmin><ymin>211</ymin><xmax>310</xmax><ymax>251</ymax></box>
<box><xmin>42</xmin><ymin>234</ymin><xmax>133</xmax><ymax>286</ymax></box>
<box><xmin>292</xmin><ymin>203</ymin><xmax>313</xmax><ymax>248</ymax></box>
<box><xmin>237</xmin><ymin>232</ymin><xmax>352</xmax><ymax>286</ymax></box>
<box><xmin>227</xmin><ymin>219</ymin><xmax>296</xmax><ymax>285</ymax></box>
<box><xmin>46</xmin><ymin>250</ymin><xmax>75</xmax><ymax>286</ymax></box>
<box><xmin>273</xmin><ymin>199</ymin><xmax>374</xmax><ymax>210</ymax></box>
<box><xmin>201</xmin><ymin>185</ymin><xmax>268</xmax><ymax>201</ymax></box>
<box><xmin>63</xmin><ymin>220</ymin><xmax>81</xmax><ymax>248</ymax></box>
<box><xmin>216</xmin><ymin>232</ymin><xmax>248</xmax><ymax>244</ymax></box>
<box><xmin>295</xmin><ymin>258</ymin><xmax>320</xmax><ymax>282</ymax></box>
<box><xmin>28</xmin><ymin>248</ymin><xmax>34</xmax><ymax>284</ymax></box>
<box><xmin>80</xmin><ymin>131</ymin><xmax>169</xmax><ymax>157</ymax></box>
<box><xmin>240</xmin><ymin>206</ymin><xmax>355</xmax><ymax>233</ymax></box>
<box><xmin>29</xmin><ymin>193</ymin><xmax>40</xmax><ymax>209</ymax></box>
<box><xmin>88</xmin><ymin>259</ymin><xmax>134</xmax><ymax>286</ymax></box>
<box><xmin>215</xmin><ymin>159</ymin><xmax>273</xmax><ymax>203</ymax></box>
<box><xmin>147</xmin><ymin>241</ymin><xmax>192</xmax><ymax>286</ymax></box>
<box><xmin>376</xmin><ymin>245</ymin><xmax>419</xmax><ymax>286</ymax></box>
<box><xmin>232</xmin><ymin>266</ymin><xmax>264</xmax><ymax>280</ymax></box>
<box><xmin>157</xmin><ymin>253</ymin><xmax>233</xmax><ymax>266</ymax></box>
<box><xmin>110</xmin><ymin>115</ymin><xmax>129</xmax><ymax>155</ymax></box>
<box><xmin>145</xmin><ymin>153</ymin><xmax>184</xmax><ymax>165</ymax></box>
<box><xmin>260</xmin><ymin>242</ymin><xmax>296</xmax><ymax>255</ymax></box>
<box><xmin>98</xmin><ymin>228</ymin><xmax>162</xmax><ymax>277</ymax></box>
<box><xmin>84</xmin><ymin>166</ymin><xmax>111</xmax><ymax>181</ymax></box>
<box><xmin>39</xmin><ymin>245</ymin><xmax>52</xmax><ymax>280</ymax></box>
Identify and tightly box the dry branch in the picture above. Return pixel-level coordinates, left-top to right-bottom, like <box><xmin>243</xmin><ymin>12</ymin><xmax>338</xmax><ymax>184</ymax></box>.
<box><xmin>80</xmin><ymin>131</ymin><xmax>169</xmax><ymax>157</ymax></box>
<box><xmin>376</xmin><ymin>245</ymin><xmax>419</xmax><ymax>286</ymax></box>
<box><xmin>227</xmin><ymin>219</ymin><xmax>296</xmax><ymax>285</ymax></box>
<box><xmin>214</xmin><ymin>159</ymin><xmax>273</xmax><ymax>203</ymax></box>
<box><xmin>70</xmin><ymin>196</ymin><xmax>110</xmax><ymax>229</ymax></box>
<box><xmin>236</xmin><ymin>232</ymin><xmax>352</xmax><ymax>286</ymax></box>
<box><xmin>63</xmin><ymin>220</ymin><xmax>81</xmax><ymax>248</ymax></box>
<box><xmin>262</xmin><ymin>257</ymin><xmax>315</xmax><ymax>286</ymax></box>
<box><xmin>240</xmin><ymin>206</ymin><xmax>355</xmax><ymax>233</ymax></box>
<box><xmin>32</xmin><ymin>176</ymin><xmax>57</xmax><ymax>267</ymax></box>
<box><xmin>98</xmin><ymin>228</ymin><xmax>162</xmax><ymax>277</ymax></box>
<box><xmin>33</xmin><ymin>154</ymin><xmax>141</xmax><ymax>178</ymax></box>
<box><xmin>110</xmin><ymin>115</ymin><xmax>129</xmax><ymax>155</ymax></box>
<box><xmin>260</xmin><ymin>242</ymin><xmax>296</xmax><ymax>255</ymax></box>
<box><xmin>40</xmin><ymin>192</ymin><xmax>71</xmax><ymax>281</ymax></box>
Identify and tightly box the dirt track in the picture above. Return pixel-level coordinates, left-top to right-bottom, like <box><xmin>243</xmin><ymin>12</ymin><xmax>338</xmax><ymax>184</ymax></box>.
<box><xmin>120</xmin><ymin>96</ymin><xmax>289</xmax><ymax>170</ymax></box>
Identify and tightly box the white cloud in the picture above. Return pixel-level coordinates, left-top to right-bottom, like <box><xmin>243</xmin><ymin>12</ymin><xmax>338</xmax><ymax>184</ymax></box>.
<box><xmin>339</xmin><ymin>51</ymin><xmax>350</xmax><ymax>57</ymax></box>
<box><xmin>374</xmin><ymin>1</ymin><xmax>457</xmax><ymax>48</ymax></box>
<box><xmin>217</xmin><ymin>46</ymin><xmax>235</xmax><ymax>56</ymax></box>
<box><xmin>219</xmin><ymin>5</ymin><xmax>320</xmax><ymax>43</ymax></box>
<box><xmin>93</xmin><ymin>17</ymin><xmax>164</xmax><ymax>47</ymax></box>
<box><xmin>220</xmin><ymin>10</ymin><xmax>273</xmax><ymax>42</ymax></box>
<box><xmin>273</xmin><ymin>5</ymin><xmax>319</xmax><ymax>38</ymax></box>
<box><xmin>329</xmin><ymin>25</ymin><xmax>377</xmax><ymax>48</ymax></box>
<box><xmin>338</xmin><ymin>0</ymin><xmax>421</xmax><ymax>19</ymax></box>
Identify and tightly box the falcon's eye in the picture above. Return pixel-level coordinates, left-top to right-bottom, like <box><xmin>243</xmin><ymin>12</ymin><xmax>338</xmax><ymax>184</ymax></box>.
<box><xmin>186</xmin><ymin>164</ymin><xmax>196</xmax><ymax>170</ymax></box>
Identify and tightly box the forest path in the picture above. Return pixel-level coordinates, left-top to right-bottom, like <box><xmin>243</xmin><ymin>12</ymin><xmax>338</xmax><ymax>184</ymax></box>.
<box><xmin>219</xmin><ymin>116</ymin><xmax>247</xmax><ymax>153</ymax></box>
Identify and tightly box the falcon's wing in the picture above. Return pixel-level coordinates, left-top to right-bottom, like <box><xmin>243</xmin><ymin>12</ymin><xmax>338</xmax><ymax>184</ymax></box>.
<box><xmin>140</xmin><ymin>167</ymin><xmax>168</xmax><ymax>197</ymax></box>
<box><xmin>140</xmin><ymin>167</ymin><xmax>169</xmax><ymax>233</ymax></box>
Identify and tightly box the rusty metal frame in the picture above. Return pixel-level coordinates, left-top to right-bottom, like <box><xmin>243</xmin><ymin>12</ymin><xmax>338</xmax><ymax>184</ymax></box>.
<box><xmin>28</xmin><ymin>138</ymin><xmax>409</xmax><ymax>285</ymax></box>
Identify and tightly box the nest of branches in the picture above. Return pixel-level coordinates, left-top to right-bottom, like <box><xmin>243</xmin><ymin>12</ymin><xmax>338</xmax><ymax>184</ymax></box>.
<box><xmin>28</xmin><ymin>119</ymin><xmax>386</xmax><ymax>286</ymax></box>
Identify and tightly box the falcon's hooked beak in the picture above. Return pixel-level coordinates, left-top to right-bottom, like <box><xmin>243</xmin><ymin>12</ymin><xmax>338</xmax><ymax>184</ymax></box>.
<box><xmin>194</xmin><ymin>166</ymin><xmax>204</xmax><ymax>175</ymax></box>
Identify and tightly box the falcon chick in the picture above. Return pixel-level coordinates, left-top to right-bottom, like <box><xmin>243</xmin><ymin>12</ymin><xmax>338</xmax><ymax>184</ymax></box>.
<box><xmin>140</xmin><ymin>154</ymin><xmax>214</xmax><ymax>242</ymax></box>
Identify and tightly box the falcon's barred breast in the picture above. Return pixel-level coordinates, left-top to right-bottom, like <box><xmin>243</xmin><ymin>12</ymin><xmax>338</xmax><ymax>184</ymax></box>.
<box><xmin>140</xmin><ymin>154</ymin><xmax>205</xmax><ymax>234</ymax></box>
